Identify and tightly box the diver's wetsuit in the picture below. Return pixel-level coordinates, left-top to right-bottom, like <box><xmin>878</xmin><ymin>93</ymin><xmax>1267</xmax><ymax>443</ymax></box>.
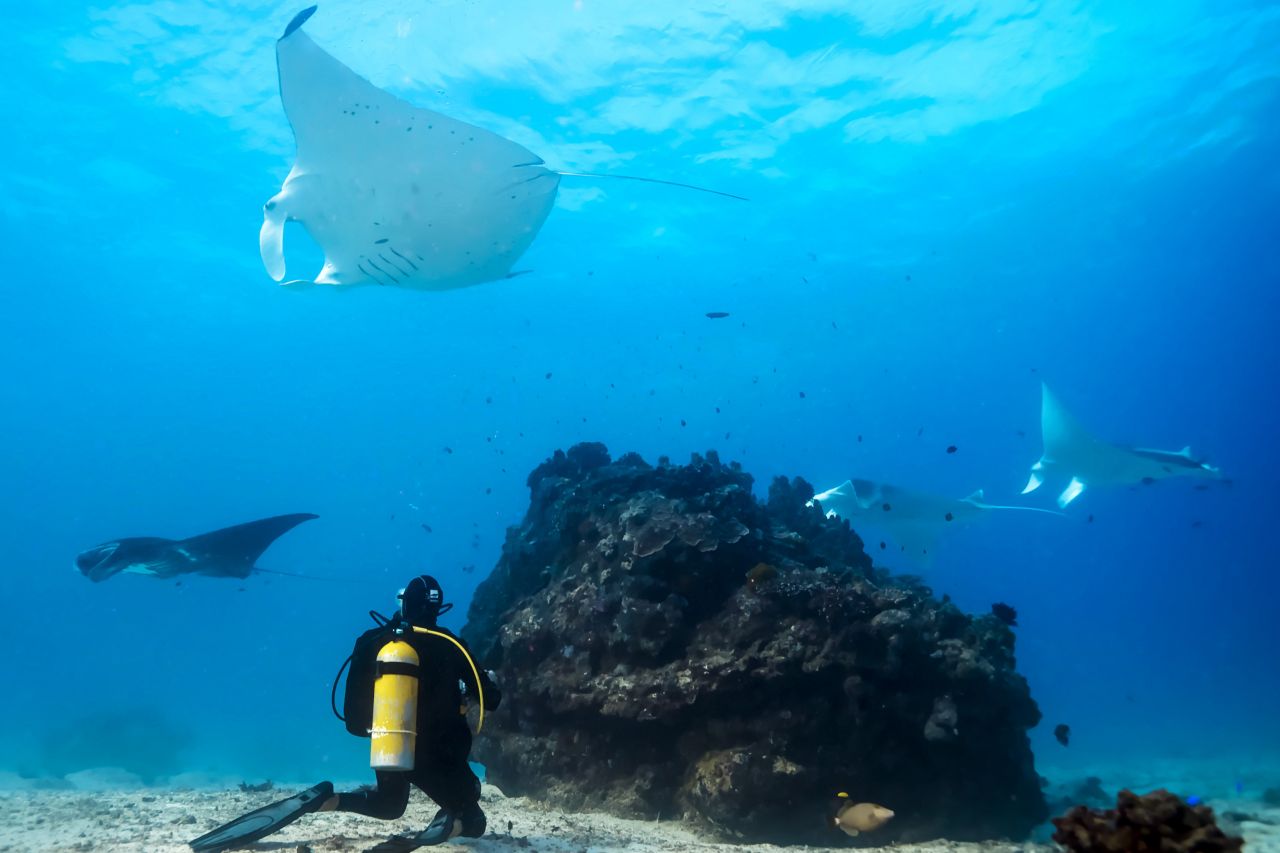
<box><xmin>337</xmin><ymin>623</ymin><xmax>501</xmax><ymax>824</ymax></box>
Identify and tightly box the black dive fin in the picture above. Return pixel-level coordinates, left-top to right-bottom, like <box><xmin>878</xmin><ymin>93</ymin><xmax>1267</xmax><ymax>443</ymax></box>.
<box><xmin>363</xmin><ymin>810</ymin><xmax>460</xmax><ymax>852</ymax></box>
<box><xmin>180</xmin><ymin>513</ymin><xmax>318</xmax><ymax>579</ymax></box>
<box><xmin>189</xmin><ymin>780</ymin><xmax>333</xmax><ymax>852</ymax></box>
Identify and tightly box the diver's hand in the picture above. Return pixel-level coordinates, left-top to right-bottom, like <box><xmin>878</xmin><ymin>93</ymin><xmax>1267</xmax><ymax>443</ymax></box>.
<box><xmin>483</xmin><ymin>669</ymin><xmax>502</xmax><ymax>710</ymax></box>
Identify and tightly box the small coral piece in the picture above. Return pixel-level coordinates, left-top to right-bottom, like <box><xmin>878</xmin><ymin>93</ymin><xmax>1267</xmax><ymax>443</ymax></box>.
<box><xmin>1051</xmin><ymin>788</ymin><xmax>1243</xmax><ymax>852</ymax></box>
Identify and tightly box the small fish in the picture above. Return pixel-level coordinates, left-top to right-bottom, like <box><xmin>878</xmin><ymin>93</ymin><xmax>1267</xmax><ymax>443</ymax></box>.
<box><xmin>421</xmin><ymin>523</ymin><xmax>433</xmax><ymax>534</ymax></box>
<box><xmin>705</xmin><ymin>311</ymin><xmax>730</xmax><ymax>319</ymax></box>
<box><xmin>745</xmin><ymin>562</ymin><xmax>777</xmax><ymax>592</ymax></box>
<box><xmin>1054</xmin><ymin>723</ymin><xmax>1071</xmax><ymax>746</ymax></box>
<box><xmin>944</xmin><ymin>512</ymin><xmax>954</xmax><ymax>522</ymax></box>
<box><xmin>462</xmin><ymin>564</ymin><xmax>476</xmax><ymax>574</ymax></box>
<box><xmin>946</xmin><ymin>445</ymin><xmax>957</xmax><ymax>454</ymax></box>
<box><xmin>833</xmin><ymin>796</ymin><xmax>894</xmax><ymax>837</ymax></box>
<box><xmin>545</xmin><ymin>372</ymin><xmax>552</xmax><ymax>379</ymax></box>
<box><xmin>991</xmin><ymin>602</ymin><xmax>1018</xmax><ymax>626</ymax></box>
<box><xmin>799</xmin><ymin>391</ymin><xmax>806</xmax><ymax>399</ymax></box>
<box><xmin>882</xmin><ymin>502</ymin><xmax>892</xmax><ymax>512</ymax></box>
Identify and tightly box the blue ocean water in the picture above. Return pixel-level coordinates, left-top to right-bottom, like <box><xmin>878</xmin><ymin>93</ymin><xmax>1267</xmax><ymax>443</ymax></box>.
<box><xmin>1</xmin><ymin>0</ymin><xmax>1277</xmax><ymax>808</ymax></box>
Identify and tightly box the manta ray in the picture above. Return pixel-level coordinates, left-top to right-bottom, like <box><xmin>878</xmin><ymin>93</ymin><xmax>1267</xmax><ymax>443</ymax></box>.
<box><xmin>1022</xmin><ymin>383</ymin><xmax>1222</xmax><ymax>508</ymax></box>
<box><xmin>809</xmin><ymin>479</ymin><xmax>1060</xmax><ymax>562</ymax></box>
<box><xmin>75</xmin><ymin>514</ymin><xmax>318</xmax><ymax>582</ymax></box>
<box><xmin>261</xmin><ymin>6</ymin><xmax>741</xmax><ymax>290</ymax></box>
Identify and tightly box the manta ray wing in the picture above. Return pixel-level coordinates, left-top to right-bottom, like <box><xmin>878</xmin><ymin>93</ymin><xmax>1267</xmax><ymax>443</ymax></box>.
<box><xmin>178</xmin><ymin>513</ymin><xmax>319</xmax><ymax>579</ymax></box>
<box><xmin>264</xmin><ymin>7</ymin><xmax>560</xmax><ymax>290</ymax></box>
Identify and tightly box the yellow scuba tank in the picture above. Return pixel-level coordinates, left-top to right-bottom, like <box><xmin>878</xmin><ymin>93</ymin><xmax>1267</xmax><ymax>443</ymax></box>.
<box><xmin>369</xmin><ymin>638</ymin><xmax>419</xmax><ymax>770</ymax></box>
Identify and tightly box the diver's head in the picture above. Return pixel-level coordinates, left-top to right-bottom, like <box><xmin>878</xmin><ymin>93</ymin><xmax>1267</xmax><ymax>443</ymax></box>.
<box><xmin>397</xmin><ymin>574</ymin><xmax>452</xmax><ymax>625</ymax></box>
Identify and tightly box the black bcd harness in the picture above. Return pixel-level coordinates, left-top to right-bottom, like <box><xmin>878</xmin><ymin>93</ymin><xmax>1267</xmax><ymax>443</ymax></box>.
<box><xmin>330</xmin><ymin>610</ymin><xmax>397</xmax><ymax>738</ymax></box>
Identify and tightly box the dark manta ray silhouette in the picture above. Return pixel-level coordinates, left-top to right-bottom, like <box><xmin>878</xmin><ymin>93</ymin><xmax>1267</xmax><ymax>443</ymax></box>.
<box><xmin>76</xmin><ymin>513</ymin><xmax>318</xmax><ymax>582</ymax></box>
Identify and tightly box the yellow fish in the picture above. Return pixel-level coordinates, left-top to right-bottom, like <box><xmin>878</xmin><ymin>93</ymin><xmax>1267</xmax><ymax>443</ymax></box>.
<box><xmin>833</xmin><ymin>794</ymin><xmax>894</xmax><ymax>837</ymax></box>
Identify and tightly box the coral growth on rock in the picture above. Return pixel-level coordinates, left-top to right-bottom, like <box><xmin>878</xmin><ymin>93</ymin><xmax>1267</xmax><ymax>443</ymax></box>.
<box><xmin>1052</xmin><ymin>789</ymin><xmax>1244</xmax><ymax>852</ymax></box>
<box><xmin>463</xmin><ymin>444</ymin><xmax>1046</xmax><ymax>844</ymax></box>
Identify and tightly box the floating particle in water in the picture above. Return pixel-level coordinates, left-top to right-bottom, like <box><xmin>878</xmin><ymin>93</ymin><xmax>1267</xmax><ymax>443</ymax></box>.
<box><xmin>724</xmin><ymin>432</ymin><xmax>731</xmax><ymax>439</ymax></box>
<box><xmin>882</xmin><ymin>503</ymin><xmax>892</xmax><ymax>512</ymax></box>
<box><xmin>485</xmin><ymin>396</ymin><xmax>492</xmax><ymax>404</ymax></box>
<box><xmin>945</xmin><ymin>512</ymin><xmax>954</xmax><ymax>522</ymax></box>
<box><xmin>545</xmin><ymin>372</ymin><xmax>552</xmax><ymax>379</ymax></box>
<box><xmin>946</xmin><ymin>445</ymin><xmax>957</xmax><ymax>454</ymax></box>
<box><xmin>705</xmin><ymin>311</ymin><xmax>730</xmax><ymax>319</ymax></box>
<box><xmin>917</xmin><ymin>427</ymin><xmax>924</xmax><ymax>436</ymax></box>
<box><xmin>462</xmin><ymin>564</ymin><xmax>475</xmax><ymax>574</ymax></box>
<box><xmin>715</xmin><ymin>407</ymin><xmax>720</xmax><ymax>413</ymax></box>
<box><xmin>680</xmin><ymin>419</ymin><xmax>687</xmax><ymax>427</ymax></box>
<box><xmin>443</xmin><ymin>446</ymin><xmax>453</xmax><ymax>454</ymax></box>
<box><xmin>799</xmin><ymin>391</ymin><xmax>806</xmax><ymax>399</ymax></box>
<box><xmin>857</xmin><ymin>435</ymin><xmax>863</xmax><ymax>443</ymax></box>
<box><xmin>1087</xmin><ymin>514</ymin><xmax>1094</xmax><ymax>523</ymax></box>
<box><xmin>1191</xmin><ymin>520</ymin><xmax>1203</xmax><ymax>528</ymax></box>
<box><xmin>485</xmin><ymin>487</ymin><xmax>492</xmax><ymax>495</ymax></box>
<box><xmin>832</xmin><ymin>321</ymin><xmax>838</xmax><ymax>329</ymax></box>
<box><xmin>879</xmin><ymin>541</ymin><xmax>886</xmax><ymax>550</ymax></box>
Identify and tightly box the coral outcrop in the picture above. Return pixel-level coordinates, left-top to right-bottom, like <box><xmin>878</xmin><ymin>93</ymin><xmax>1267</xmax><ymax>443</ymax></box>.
<box><xmin>463</xmin><ymin>444</ymin><xmax>1046</xmax><ymax>844</ymax></box>
<box><xmin>1052</xmin><ymin>789</ymin><xmax>1244</xmax><ymax>852</ymax></box>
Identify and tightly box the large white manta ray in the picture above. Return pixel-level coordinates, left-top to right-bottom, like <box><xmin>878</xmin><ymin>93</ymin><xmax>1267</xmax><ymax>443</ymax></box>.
<box><xmin>261</xmin><ymin>6</ymin><xmax>741</xmax><ymax>291</ymax></box>
<box><xmin>260</xmin><ymin>6</ymin><xmax>558</xmax><ymax>290</ymax></box>
<box><xmin>1022</xmin><ymin>383</ymin><xmax>1223</xmax><ymax>508</ymax></box>
<box><xmin>809</xmin><ymin>478</ymin><xmax>1061</xmax><ymax>563</ymax></box>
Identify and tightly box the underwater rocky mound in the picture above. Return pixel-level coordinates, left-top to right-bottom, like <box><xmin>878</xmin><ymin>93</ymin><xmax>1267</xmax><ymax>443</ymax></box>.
<box><xmin>462</xmin><ymin>443</ymin><xmax>1047</xmax><ymax>845</ymax></box>
<box><xmin>1052</xmin><ymin>788</ymin><xmax>1244</xmax><ymax>852</ymax></box>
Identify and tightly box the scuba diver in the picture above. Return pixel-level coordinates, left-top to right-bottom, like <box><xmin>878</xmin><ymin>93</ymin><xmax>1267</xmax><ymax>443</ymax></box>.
<box><xmin>190</xmin><ymin>575</ymin><xmax>502</xmax><ymax>853</ymax></box>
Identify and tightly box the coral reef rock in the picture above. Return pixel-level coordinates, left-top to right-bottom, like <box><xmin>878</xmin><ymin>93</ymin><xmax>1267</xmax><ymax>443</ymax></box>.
<box><xmin>1052</xmin><ymin>789</ymin><xmax>1244</xmax><ymax>852</ymax></box>
<box><xmin>463</xmin><ymin>444</ymin><xmax>1047</xmax><ymax>844</ymax></box>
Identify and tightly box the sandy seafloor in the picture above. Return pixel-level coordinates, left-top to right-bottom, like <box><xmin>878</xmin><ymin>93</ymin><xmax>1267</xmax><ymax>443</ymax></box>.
<box><xmin>0</xmin><ymin>768</ymin><xmax>1277</xmax><ymax>853</ymax></box>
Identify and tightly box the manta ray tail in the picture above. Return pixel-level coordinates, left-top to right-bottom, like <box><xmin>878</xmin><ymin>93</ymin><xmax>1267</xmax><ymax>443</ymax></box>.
<box><xmin>553</xmin><ymin>170</ymin><xmax>749</xmax><ymax>201</ymax></box>
<box><xmin>181</xmin><ymin>513</ymin><xmax>319</xmax><ymax>579</ymax></box>
<box><xmin>963</xmin><ymin>490</ymin><xmax>1066</xmax><ymax>516</ymax></box>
